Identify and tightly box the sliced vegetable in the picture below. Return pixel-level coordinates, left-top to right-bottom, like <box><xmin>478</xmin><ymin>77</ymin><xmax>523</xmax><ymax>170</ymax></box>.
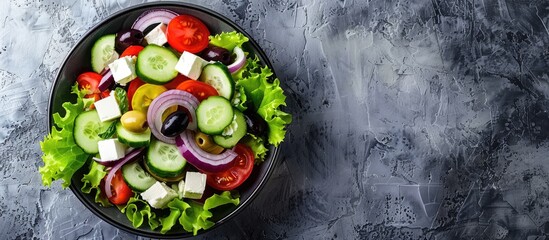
<box><xmin>227</xmin><ymin>46</ymin><xmax>246</xmax><ymax>73</ymax></box>
<box><xmin>91</xmin><ymin>34</ymin><xmax>117</xmax><ymax>73</ymax></box>
<box><xmin>206</xmin><ymin>144</ymin><xmax>254</xmax><ymax>190</ymax></box>
<box><xmin>127</xmin><ymin>78</ymin><xmax>145</xmax><ymax>110</ymax></box>
<box><xmin>163</xmin><ymin>74</ymin><xmax>189</xmax><ymax>90</ymax></box>
<box><xmin>105</xmin><ymin>170</ymin><xmax>133</xmax><ymax>205</ymax></box>
<box><xmin>98</xmin><ymin>70</ymin><xmax>114</xmax><ymax>92</ymax></box>
<box><xmin>116</xmin><ymin>121</ymin><xmax>151</xmax><ymax>147</ymax></box>
<box><xmin>131</xmin><ymin>84</ymin><xmax>168</xmax><ymax>113</ymax></box>
<box><xmin>175</xmin><ymin>130</ymin><xmax>237</xmax><ymax>173</ymax></box>
<box><xmin>196</xmin><ymin>96</ymin><xmax>234</xmax><ymax>135</ymax></box>
<box><xmin>166</xmin><ymin>15</ymin><xmax>210</xmax><ymax>53</ymax></box>
<box><xmin>147</xmin><ymin>89</ymin><xmax>199</xmax><ymax>144</ymax></box>
<box><xmin>136</xmin><ymin>45</ymin><xmax>179</xmax><ymax>84</ymax></box>
<box><xmin>145</xmin><ymin>139</ymin><xmax>186</xmax><ymax>178</ymax></box>
<box><xmin>122</xmin><ymin>161</ymin><xmax>157</xmax><ymax>192</ymax></box>
<box><xmin>73</xmin><ymin>110</ymin><xmax>113</xmax><ymax>154</ymax></box>
<box><xmin>132</xmin><ymin>9</ymin><xmax>179</xmax><ymax>33</ymax></box>
<box><xmin>213</xmin><ymin>109</ymin><xmax>247</xmax><ymax>148</ymax></box>
<box><xmin>176</xmin><ymin>79</ymin><xmax>219</xmax><ymax>102</ymax></box>
<box><xmin>104</xmin><ymin>148</ymin><xmax>145</xmax><ymax>199</ymax></box>
<box><xmin>120</xmin><ymin>45</ymin><xmax>144</xmax><ymax>57</ymax></box>
<box><xmin>199</xmin><ymin>62</ymin><xmax>235</xmax><ymax>100</ymax></box>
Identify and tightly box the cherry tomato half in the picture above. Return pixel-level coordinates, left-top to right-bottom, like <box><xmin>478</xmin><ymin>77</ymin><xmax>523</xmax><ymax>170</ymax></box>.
<box><xmin>76</xmin><ymin>72</ymin><xmax>103</xmax><ymax>94</ymax></box>
<box><xmin>206</xmin><ymin>144</ymin><xmax>254</xmax><ymax>191</ymax></box>
<box><xmin>176</xmin><ymin>80</ymin><xmax>218</xmax><ymax>102</ymax></box>
<box><xmin>127</xmin><ymin>78</ymin><xmax>145</xmax><ymax>110</ymax></box>
<box><xmin>120</xmin><ymin>45</ymin><xmax>144</xmax><ymax>57</ymax></box>
<box><xmin>105</xmin><ymin>170</ymin><xmax>132</xmax><ymax>205</ymax></box>
<box><xmin>166</xmin><ymin>15</ymin><xmax>210</xmax><ymax>53</ymax></box>
<box><xmin>163</xmin><ymin>74</ymin><xmax>190</xmax><ymax>90</ymax></box>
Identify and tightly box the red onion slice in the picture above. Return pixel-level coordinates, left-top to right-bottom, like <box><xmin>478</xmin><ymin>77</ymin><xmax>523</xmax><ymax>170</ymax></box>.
<box><xmin>147</xmin><ymin>90</ymin><xmax>199</xmax><ymax>144</ymax></box>
<box><xmin>132</xmin><ymin>9</ymin><xmax>179</xmax><ymax>33</ymax></box>
<box><xmin>104</xmin><ymin>148</ymin><xmax>145</xmax><ymax>199</ymax></box>
<box><xmin>98</xmin><ymin>70</ymin><xmax>114</xmax><ymax>92</ymax></box>
<box><xmin>227</xmin><ymin>46</ymin><xmax>246</xmax><ymax>73</ymax></box>
<box><xmin>175</xmin><ymin>131</ymin><xmax>237</xmax><ymax>173</ymax></box>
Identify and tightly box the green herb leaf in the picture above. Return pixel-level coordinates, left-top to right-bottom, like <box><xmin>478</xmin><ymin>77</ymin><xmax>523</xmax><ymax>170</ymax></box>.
<box><xmin>114</xmin><ymin>87</ymin><xmax>128</xmax><ymax>113</ymax></box>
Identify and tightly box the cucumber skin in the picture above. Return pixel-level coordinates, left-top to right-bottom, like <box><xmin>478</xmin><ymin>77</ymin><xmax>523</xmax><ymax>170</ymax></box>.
<box><xmin>116</xmin><ymin>122</ymin><xmax>151</xmax><ymax>148</ymax></box>
<box><xmin>122</xmin><ymin>162</ymin><xmax>156</xmax><ymax>192</ymax></box>
<box><xmin>196</xmin><ymin>96</ymin><xmax>234</xmax><ymax>135</ymax></box>
<box><xmin>199</xmin><ymin>62</ymin><xmax>235</xmax><ymax>100</ymax></box>
<box><xmin>145</xmin><ymin>140</ymin><xmax>186</xmax><ymax>178</ymax></box>
<box><xmin>213</xmin><ymin>109</ymin><xmax>247</xmax><ymax>148</ymax></box>
<box><xmin>73</xmin><ymin>110</ymin><xmax>112</xmax><ymax>154</ymax></box>
<box><xmin>91</xmin><ymin>34</ymin><xmax>116</xmax><ymax>73</ymax></box>
<box><xmin>135</xmin><ymin>45</ymin><xmax>179</xmax><ymax>85</ymax></box>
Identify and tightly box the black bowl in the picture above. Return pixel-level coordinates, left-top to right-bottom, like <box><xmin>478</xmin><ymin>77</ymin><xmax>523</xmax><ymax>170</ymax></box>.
<box><xmin>47</xmin><ymin>2</ymin><xmax>280</xmax><ymax>238</ymax></box>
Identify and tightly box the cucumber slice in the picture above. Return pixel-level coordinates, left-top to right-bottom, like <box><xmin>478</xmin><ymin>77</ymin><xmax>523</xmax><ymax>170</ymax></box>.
<box><xmin>122</xmin><ymin>161</ymin><xmax>157</xmax><ymax>192</ymax></box>
<box><xmin>136</xmin><ymin>45</ymin><xmax>179</xmax><ymax>84</ymax></box>
<box><xmin>116</xmin><ymin>122</ymin><xmax>151</xmax><ymax>148</ymax></box>
<box><xmin>145</xmin><ymin>139</ymin><xmax>186</xmax><ymax>178</ymax></box>
<box><xmin>74</xmin><ymin>110</ymin><xmax>113</xmax><ymax>154</ymax></box>
<box><xmin>213</xmin><ymin>109</ymin><xmax>247</xmax><ymax>148</ymax></box>
<box><xmin>196</xmin><ymin>96</ymin><xmax>234</xmax><ymax>135</ymax></box>
<box><xmin>91</xmin><ymin>34</ymin><xmax>116</xmax><ymax>73</ymax></box>
<box><xmin>199</xmin><ymin>62</ymin><xmax>235</xmax><ymax>100</ymax></box>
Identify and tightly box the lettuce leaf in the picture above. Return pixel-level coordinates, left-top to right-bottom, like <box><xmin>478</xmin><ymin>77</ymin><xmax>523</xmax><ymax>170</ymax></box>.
<box><xmin>80</xmin><ymin>160</ymin><xmax>111</xmax><ymax>207</ymax></box>
<box><xmin>157</xmin><ymin>191</ymin><xmax>240</xmax><ymax>235</ymax></box>
<box><xmin>39</xmin><ymin>84</ymin><xmax>94</xmax><ymax>188</ymax></box>
<box><xmin>209</xmin><ymin>31</ymin><xmax>249</xmax><ymax>51</ymax></box>
<box><xmin>119</xmin><ymin>195</ymin><xmax>160</xmax><ymax>230</ymax></box>
<box><xmin>237</xmin><ymin>57</ymin><xmax>292</xmax><ymax>146</ymax></box>
<box><xmin>242</xmin><ymin>133</ymin><xmax>269</xmax><ymax>163</ymax></box>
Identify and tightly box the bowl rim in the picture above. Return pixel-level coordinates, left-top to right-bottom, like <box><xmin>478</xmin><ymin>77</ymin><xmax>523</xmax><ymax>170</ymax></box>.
<box><xmin>47</xmin><ymin>1</ymin><xmax>280</xmax><ymax>238</ymax></box>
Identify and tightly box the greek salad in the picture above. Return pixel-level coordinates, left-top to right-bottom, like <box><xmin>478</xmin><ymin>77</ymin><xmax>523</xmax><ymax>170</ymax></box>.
<box><xmin>39</xmin><ymin>9</ymin><xmax>291</xmax><ymax>235</ymax></box>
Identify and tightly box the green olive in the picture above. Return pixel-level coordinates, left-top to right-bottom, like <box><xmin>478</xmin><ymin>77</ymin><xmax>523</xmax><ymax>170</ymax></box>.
<box><xmin>121</xmin><ymin>110</ymin><xmax>148</xmax><ymax>133</ymax></box>
<box><xmin>195</xmin><ymin>132</ymin><xmax>225</xmax><ymax>154</ymax></box>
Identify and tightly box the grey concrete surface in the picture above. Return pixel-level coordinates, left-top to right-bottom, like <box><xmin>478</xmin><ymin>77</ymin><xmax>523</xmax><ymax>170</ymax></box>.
<box><xmin>3</xmin><ymin>0</ymin><xmax>549</xmax><ymax>239</ymax></box>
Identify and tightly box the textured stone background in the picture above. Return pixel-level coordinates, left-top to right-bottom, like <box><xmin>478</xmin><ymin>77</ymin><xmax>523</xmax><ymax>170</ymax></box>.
<box><xmin>3</xmin><ymin>0</ymin><xmax>549</xmax><ymax>239</ymax></box>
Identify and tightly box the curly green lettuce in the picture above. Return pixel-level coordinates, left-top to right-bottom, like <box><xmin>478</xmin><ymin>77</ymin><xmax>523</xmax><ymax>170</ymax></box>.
<box><xmin>119</xmin><ymin>195</ymin><xmax>161</xmax><ymax>230</ymax></box>
<box><xmin>39</xmin><ymin>84</ymin><xmax>94</xmax><ymax>188</ymax></box>
<box><xmin>237</xmin><ymin>57</ymin><xmax>292</xmax><ymax>146</ymax></box>
<box><xmin>242</xmin><ymin>133</ymin><xmax>269</xmax><ymax>164</ymax></box>
<box><xmin>81</xmin><ymin>161</ymin><xmax>111</xmax><ymax>207</ymax></box>
<box><xmin>209</xmin><ymin>31</ymin><xmax>249</xmax><ymax>51</ymax></box>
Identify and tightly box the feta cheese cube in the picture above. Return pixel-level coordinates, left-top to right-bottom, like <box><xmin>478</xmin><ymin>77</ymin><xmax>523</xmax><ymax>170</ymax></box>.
<box><xmin>108</xmin><ymin>56</ymin><xmax>136</xmax><ymax>85</ymax></box>
<box><xmin>174</xmin><ymin>51</ymin><xmax>207</xmax><ymax>80</ymax></box>
<box><xmin>141</xmin><ymin>182</ymin><xmax>178</xmax><ymax>209</ymax></box>
<box><xmin>94</xmin><ymin>95</ymin><xmax>121</xmax><ymax>122</ymax></box>
<box><xmin>144</xmin><ymin>23</ymin><xmax>168</xmax><ymax>46</ymax></box>
<box><xmin>97</xmin><ymin>139</ymin><xmax>126</xmax><ymax>161</ymax></box>
<box><xmin>183</xmin><ymin>172</ymin><xmax>206</xmax><ymax>199</ymax></box>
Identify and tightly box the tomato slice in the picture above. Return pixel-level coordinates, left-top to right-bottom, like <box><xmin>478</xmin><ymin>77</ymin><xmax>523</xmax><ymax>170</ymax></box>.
<box><xmin>127</xmin><ymin>78</ymin><xmax>145</xmax><ymax>110</ymax></box>
<box><xmin>105</xmin><ymin>170</ymin><xmax>132</xmax><ymax>205</ymax></box>
<box><xmin>76</xmin><ymin>72</ymin><xmax>103</xmax><ymax>93</ymax></box>
<box><xmin>166</xmin><ymin>15</ymin><xmax>210</xmax><ymax>53</ymax></box>
<box><xmin>120</xmin><ymin>45</ymin><xmax>144</xmax><ymax>57</ymax></box>
<box><xmin>206</xmin><ymin>144</ymin><xmax>254</xmax><ymax>191</ymax></box>
<box><xmin>176</xmin><ymin>80</ymin><xmax>218</xmax><ymax>102</ymax></box>
<box><xmin>163</xmin><ymin>74</ymin><xmax>190</xmax><ymax>90</ymax></box>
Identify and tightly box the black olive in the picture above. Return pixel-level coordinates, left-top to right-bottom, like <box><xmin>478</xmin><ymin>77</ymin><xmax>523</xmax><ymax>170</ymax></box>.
<box><xmin>199</xmin><ymin>45</ymin><xmax>232</xmax><ymax>65</ymax></box>
<box><xmin>161</xmin><ymin>110</ymin><xmax>190</xmax><ymax>137</ymax></box>
<box><xmin>115</xmin><ymin>29</ymin><xmax>145</xmax><ymax>53</ymax></box>
<box><xmin>243</xmin><ymin>109</ymin><xmax>268</xmax><ymax>136</ymax></box>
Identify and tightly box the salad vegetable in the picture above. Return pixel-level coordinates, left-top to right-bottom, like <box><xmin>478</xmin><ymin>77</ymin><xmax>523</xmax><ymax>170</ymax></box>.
<box><xmin>39</xmin><ymin>9</ymin><xmax>291</xmax><ymax>235</ymax></box>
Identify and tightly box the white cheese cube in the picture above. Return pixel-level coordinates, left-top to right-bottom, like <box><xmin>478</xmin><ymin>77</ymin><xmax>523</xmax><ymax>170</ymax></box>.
<box><xmin>183</xmin><ymin>172</ymin><xmax>206</xmax><ymax>199</ymax></box>
<box><xmin>141</xmin><ymin>182</ymin><xmax>178</xmax><ymax>209</ymax></box>
<box><xmin>108</xmin><ymin>56</ymin><xmax>136</xmax><ymax>85</ymax></box>
<box><xmin>97</xmin><ymin>139</ymin><xmax>126</xmax><ymax>161</ymax></box>
<box><xmin>105</xmin><ymin>51</ymin><xmax>119</xmax><ymax>70</ymax></box>
<box><xmin>94</xmin><ymin>95</ymin><xmax>121</xmax><ymax>122</ymax></box>
<box><xmin>144</xmin><ymin>23</ymin><xmax>168</xmax><ymax>46</ymax></box>
<box><xmin>175</xmin><ymin>51</ymin><xmax>207</xmax><ymax>80</ymax></box>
